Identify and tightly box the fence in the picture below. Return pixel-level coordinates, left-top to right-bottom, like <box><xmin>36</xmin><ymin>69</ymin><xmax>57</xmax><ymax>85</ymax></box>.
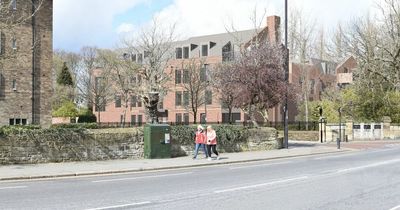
<box><xmin>95</xmin><ymin>121</ymin><xmax>318</xmax><ymax>131</ymax></box>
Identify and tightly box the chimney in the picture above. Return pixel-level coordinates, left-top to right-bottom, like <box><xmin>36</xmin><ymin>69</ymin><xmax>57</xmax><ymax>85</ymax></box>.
<box><xmin>267</xmin><ymin>16</ymin><xmax>281</xmax><ymax>43</ymax></box>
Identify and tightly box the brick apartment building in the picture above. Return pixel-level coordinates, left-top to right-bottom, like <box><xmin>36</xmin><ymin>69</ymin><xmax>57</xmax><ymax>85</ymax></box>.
<box><xmin>94</xmin><ymin>16</ymin><xmax>281</xmax><ymax>125</ymax></box>
<box><xmin>0</xmin><ymin>0</ymin><xmax>53</xmax><ymax>127</ymax></box>
<box><xmin>94</xmin><ymin>15</ymin><xmax>357</xmax><ymax>125</ymax></box>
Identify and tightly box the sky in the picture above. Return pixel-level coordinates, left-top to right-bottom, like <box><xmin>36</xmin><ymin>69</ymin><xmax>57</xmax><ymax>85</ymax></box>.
<box><xmin>54</xmin><ymin>0</ymin><xmax>382</xmax><ymax>52</ymax></box>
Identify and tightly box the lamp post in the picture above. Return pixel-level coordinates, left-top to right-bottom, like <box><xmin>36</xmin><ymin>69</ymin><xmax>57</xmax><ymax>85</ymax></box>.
<box><xmin>283</xmin><ymin>0</ymin><xmax>289</xmax><ymax>149</ymax></box>
<box><xmin>319</xmin><ymin>106</ymin><xmax>323</xmax><ymax>143</ymax></box>
<box><xmin>337</xmin><ymin>107</ymin><xmax>342</xmax><ymax>149</ymax></box>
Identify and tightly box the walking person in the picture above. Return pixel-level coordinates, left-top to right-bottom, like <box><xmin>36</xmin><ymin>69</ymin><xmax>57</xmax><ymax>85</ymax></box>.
<box><xmin>193</xmin><ymin>125</ymin><xmax>208</xmax><ymax>159</ymax></box>
<box><xmin>206</xmin><ymin>125</ymin><xmax>219</xmax><ymax>161</ymax></box>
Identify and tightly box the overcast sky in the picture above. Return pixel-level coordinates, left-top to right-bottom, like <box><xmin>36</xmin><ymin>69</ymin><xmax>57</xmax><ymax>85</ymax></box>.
<box><xmin>54</xmin><ymin>0</ymin><xmax>382</xmax><ymax>52</ymax></box>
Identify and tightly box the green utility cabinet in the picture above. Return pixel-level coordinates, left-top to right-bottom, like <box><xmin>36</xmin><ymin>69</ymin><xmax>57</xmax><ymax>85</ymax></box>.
<box><xmin>144</xmin><ymin>124</ymin><xmax>171</xmax><ymax>159</ymax></box>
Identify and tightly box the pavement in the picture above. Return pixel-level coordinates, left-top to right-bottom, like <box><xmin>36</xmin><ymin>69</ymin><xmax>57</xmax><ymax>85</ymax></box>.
<box><xmin>0</xmin><ymin>140</ymin><xmax>398</xmax><ymax>181</ymax></box>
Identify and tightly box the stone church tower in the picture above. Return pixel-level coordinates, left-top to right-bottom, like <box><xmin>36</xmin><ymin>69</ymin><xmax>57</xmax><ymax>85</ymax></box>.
<box><xmin>0</xmin><ymin>0</ymin><xmax>53</xmax><ymax>127</ymax></box>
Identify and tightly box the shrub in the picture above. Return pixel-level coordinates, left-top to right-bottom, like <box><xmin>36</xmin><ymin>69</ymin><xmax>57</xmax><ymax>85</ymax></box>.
<box><xmin>51</xmin><ymin>123</ymin><xmax>98</xmax><ymax>129</ymax></box>
<box><xmin>0</xmin><ymin>125</ymin><xmax>41</xmax><ymax>136</ymax></box>
<box><xmin>52</xmin><ymin>101</ymin><xmax>78</xmax><ymax>118</ymax></box>
<box><xmin>77</xmin><ymin>108</ymin><xmax>97</xmax><ymax>123</ymax></box>
<box><xmin>170</xmin><ymin>124</ymin><xmax>249</xmax><ymax>147</ymax></box>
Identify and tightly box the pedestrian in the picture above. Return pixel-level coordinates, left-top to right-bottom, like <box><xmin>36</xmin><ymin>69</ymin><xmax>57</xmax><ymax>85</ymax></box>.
<box><xmin>193</xmin><ymin>125</ymin><xmax>208</xmax><ymax>159</ymax></box>
<box><xmin>206</xmin><ymin>125</ymin><xmax>219</xmax><ymax>160</ymax></box>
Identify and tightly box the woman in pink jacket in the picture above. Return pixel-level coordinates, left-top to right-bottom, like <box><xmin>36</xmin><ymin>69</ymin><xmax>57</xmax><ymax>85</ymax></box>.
<box><xmin>193</xmin><ymin>125</ymin><xmax>208</xmax><ymax>159</ymax></box>
<box><xmin>206</xmin><ymin>125</ymin><xmax>219</xmax><ymax>160</ymax></box>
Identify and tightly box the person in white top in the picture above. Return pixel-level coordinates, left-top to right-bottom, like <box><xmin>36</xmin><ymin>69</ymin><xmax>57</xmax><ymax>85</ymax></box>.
<box><xmin>206</xmin><ymin>125</ymin><xmax>219</xmax><ymax>160</ymax></box>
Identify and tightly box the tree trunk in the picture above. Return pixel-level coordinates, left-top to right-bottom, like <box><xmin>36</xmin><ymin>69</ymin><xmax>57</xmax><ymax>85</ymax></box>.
<box><xmin>228</xmin><ymin>107</ymin><xmax>233</xmax><ymax>124</ymax></box>
<box><xmin>193</xmin><ymin>110</ymin><xmax>197</xmax><ymax>124</ymax></box>
<box><xmin>305</xmin><ymin>92</ymin><xmax>309</xmax><ymax>130</ymax></box>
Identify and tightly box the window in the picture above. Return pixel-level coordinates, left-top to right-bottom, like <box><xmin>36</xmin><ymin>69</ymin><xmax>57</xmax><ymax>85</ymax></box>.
<box><xmin>137</xmin><ymin>96</ymin><xmax>142</xmax><ymax>107</ymax></box>
<box><xmin>131</xmin><ymin>54</ymin><xmax>137</xmax><ymax>62</ymax></box>
<box><xmin>21</xmin><ymin>119</ymin><xmax>27</xmax><ymax>125</ymax></box>
<box><xmin>200</xmin><ymin>67</ymin><xmax>207</xmax><ymax>82</ymax></box>
<box><xmin>120</xmin><ymin>115</ymin><xmax>124</xmax><ymax>124</ymax></box>
<box><xmin>131</xmin><ymin>95</ymin><xmax>137</xmax><ymax>107</ymax></box>
<box><xmin>131</xmin><ymin>115</ymin><xmax>136</xmax><ymax>126</ymax></box>
<box><xmin>182</xmin><ymin>69</ymin><xmax>189</xmax><ymax>83</ymax></box>
<box><xmin>138</xmin><ymin>115</ymin><xmax>143</xmax><ymax>126</ymax></box>
<box><xmin>12</xmin><ymin>38</ymin><xmax>16</xmax><ymax>50</ymax></box>
<box><xmin>12</xmin><ymin>79</ymin><xmax>16</xmax><ymax>91</ymax></box>
<box><xmin>95</xmin><ymin>96</ymin><xmax>106</xmax><ymax>112</ymax></box>
<box><xmin>123</xmin><ymin>53</ymin><xmax>130</xmax><ymax>60</ymax></box>
<box><xmin>176</xmin><ymin>47</ymin><xmax>182</xmax><ymax>59</ymax></box>
<box><xmin>183</xmin><ymin>113</ymin><xmax>189</xmax><ymax>125</ymax></box>
<box><xmin>115</xmin><ymin>95</ymin><xmax>121</xmax><ymax>108</ymax></box>
<box><xmin>144</xmin><ymin>51</ymin><xmax>150</xmax><ymax>58</ymax></box>
<box><xmin>205</xmin><ymin>90</ymin><xmax>212</xmax><ymax>105</ymax></box>
<box><xmin>9</xmin><ymin>119</ymin><xmax>14</xmax><ymax>125</ymax></box>
<box><xmin>344</xmin><ymin>67</ymin><xmax>349</xmax><ymax>73</ymax></box>
<box><xmin>183</xmin><ymin>47</ymin><xmax>189</xmax><ymax>59</ymax></box>
<box><xmin>183</xmin><ymin>91</ymin><xmax>189</xmax><ymax>106</ymax></box>
<box><xmin>200</xmin><ymin>113</ymin><xmax>206</xmax><ymax>124</ymax></box>
<box><xmin>200</xmin><ymin>64</ymin><xmax>210</xmax><ymax>82</ymax></box>
<box><xmin>175</xmin><ymin>69</ymin><xmax>182</xmax><ymax>84</ymax></box>
<box><xmin>176</xmin><ymin>113</ymin><xmax>182</xmax><ymax>123</ymax></box>
<box><xmin>175</xmin><ymin>91</ymin><xmax>182</xmax><ymax>106</ymax></box>
<box><xmin>11</xmin><ymin>0</ymin><xmax>16</xmax><ymax>10</ymax></box>
<box><xmin>137</xmin><ymin>53</ymin><xmax>143</xmax><ymax>64</ymax></box>
<box><xmin>310</xmin><ymin>79</ymin><xmax>315</xmax><ymax>94</ymax></box>
<box><xmin>201</xmin><ymin>44</ymin><xmax>208</xmax><ymax>56</ymax></box>
<box><xmin>222</xmin><ymin>42</ymin><xmax>233</xmax><ymax>62</ymax></box>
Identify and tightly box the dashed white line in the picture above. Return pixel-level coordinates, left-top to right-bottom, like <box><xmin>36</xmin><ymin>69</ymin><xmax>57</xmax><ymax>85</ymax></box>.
<box><xmin>92</xmin><ymin>172</ymin><xmax>193</xmax><ymax>183</ymax></box>
<box><xmin>214</xmin><ymin>176</ymin><xmax>308</xmax><ymax>194</ymax></box>
<box><xmin>84</xmin><ymin>201</ymin><xmax>151</xmax><ymax>210</ymax></box>
<box><xmin>229</xmin><ymin>161</ymin><xmax>291</xmax><ymax>170</ymax></box>
<box><xmin>0</xmin><ymin>186</ymin><xmax>28</xmax><ymax>190</ymax></box>
<box><xmin>388</xmin><ymin>204</ymin><xmax>400</xmax><ymax>210</ymax></box>
<box><xmin>336</xmin><ymin>159</ymin><xmax>400</xmax><ymax>174</ymax></box>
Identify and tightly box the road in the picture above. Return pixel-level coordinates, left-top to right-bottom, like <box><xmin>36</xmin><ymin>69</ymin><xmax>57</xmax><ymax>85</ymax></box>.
<box><xmin>1</xmin><ymin>144</ymin><xmax>400</xmax><ymax>210</ymax></box>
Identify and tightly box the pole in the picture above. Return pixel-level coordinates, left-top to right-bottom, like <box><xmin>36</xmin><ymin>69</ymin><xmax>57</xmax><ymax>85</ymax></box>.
<box><xmin>337</xmin><ymin>107</ymin><xmax>341</xmax><ymax>149</ymax></box>
<box><xmin>283</xmin><ymin>0</ymin><xmax>289</xmax><ymax>149</ymax></box>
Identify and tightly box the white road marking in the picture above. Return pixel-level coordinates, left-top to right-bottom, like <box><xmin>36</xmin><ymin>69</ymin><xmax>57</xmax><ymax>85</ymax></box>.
<box><xmin>84</xmin><ymin>201</ymin><xmax>151</xmax><ymax>210</ymax></box>
<box><xmin>314</xmin><ymin>153</ymin><xmax>357</xmax><ymax>160</ymax></box>
<box><xmin>389</xmin><ymin>204</ymin><xmax>400</xmax><ymax>210</ymax></box>
<box><xmin>0</xmin><ymin>186</ymin><xmax>27</xmax><ymax>190</ymax></box>
<box><xmin>336</xmin><ymin>159</ymin><xmax>400</xmax><ymax>174</ymax></box>
<box><xmin>229</xmin><ymin>161</ymin><xmax>291</xmax><ymax>170</ymax></box>
<box><xmin>92</xmin><ymin>172</ymin><xmax>193</xmax><ymax>183</ymax></box>
<box><xmin>214</xmin><ymin>176</ymin><xmax>308</xmax><ymax>194</ymax></box>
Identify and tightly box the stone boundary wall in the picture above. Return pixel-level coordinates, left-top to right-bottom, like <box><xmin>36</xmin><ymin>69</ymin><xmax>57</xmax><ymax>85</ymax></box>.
<box><xmin>0</xmin><ymin>128</ymin><xmax>144</xmax><ymax>165</ymax></box>
<box><xmin>172</xmin><ymin>127</ymin><xmax>279</xmax><ymax>157</ymax></box>
<box><xmin>0</xmin><ymin>127</ymin><xmax>278</xmax><ymax>165</ymax></box>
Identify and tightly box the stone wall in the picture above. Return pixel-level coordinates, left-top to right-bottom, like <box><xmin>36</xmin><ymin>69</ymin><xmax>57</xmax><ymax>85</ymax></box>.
<box><xmin>0</xmin><ymin>128</ymin><xmax>143</xmax><ymax>165</ymax></box>
<box><xmin>0</xmin><ymin>126</ymin><xmax>279</xmax><ymax>164</ymax></box>
<box><xmin>171</xmin><ymin>127</ymin><xmax>279</xmax><ymax>157</ymax></box>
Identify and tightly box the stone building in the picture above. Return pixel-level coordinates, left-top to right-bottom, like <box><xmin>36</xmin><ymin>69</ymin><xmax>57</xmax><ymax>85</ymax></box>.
<box><xmin>0</xmin><ymin>0</ymin><xmax>53</xmax><ymax>127</ymax></box>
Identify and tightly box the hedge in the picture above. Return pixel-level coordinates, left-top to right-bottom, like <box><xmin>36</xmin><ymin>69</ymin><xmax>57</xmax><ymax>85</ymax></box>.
<box><xmin>170</xmin><ymin>124</ymin><xmax>249</xmax><ymax>146</ymax></box>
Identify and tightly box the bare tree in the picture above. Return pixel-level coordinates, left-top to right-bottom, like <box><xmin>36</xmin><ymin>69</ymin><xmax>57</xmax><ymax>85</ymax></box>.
<box><xmin>78</xmin><ymin>46</ymin><xmax>98</xmax><ymax>110</ymax></box>
<box><xmin>288</xmin><ymin>6</ymin><xmax>317</xmax><ymax>129</ymax></box>
<box><xmin>89</xmin><ymin>67</ymin><xmax>114</xmax><ymax>123</ymax></box>
<box><xmin>97</xmin><ymin>49</ymin><xmax>140</xmax><ymax>126</ymax></box>
<box><xmin>121</xmin><ymin>17</ymin><xmax>177</xmax><ymax>122</ymax></box>
<box><xmin>178</xmin><ymin>59</ymin><xmax>208</xmax><ymax>123</ymax></box>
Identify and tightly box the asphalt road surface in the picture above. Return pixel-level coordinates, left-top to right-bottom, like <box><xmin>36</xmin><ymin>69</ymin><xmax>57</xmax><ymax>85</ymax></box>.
<box><xmin>1</xmin><ymin>144</ymin><xmax>400</xmax><ymax>210</ymax></box>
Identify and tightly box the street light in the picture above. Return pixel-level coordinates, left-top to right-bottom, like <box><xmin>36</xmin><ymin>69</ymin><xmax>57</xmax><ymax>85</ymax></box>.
<box><xmin>283</xmin><ymin>0</ymin><xmax>289</xmax><ymax>149</ymax></box>
<box><xmin>337</xmin><ymin>107</ymin><xmax>342</xmax><ymax>149</ymax></box>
